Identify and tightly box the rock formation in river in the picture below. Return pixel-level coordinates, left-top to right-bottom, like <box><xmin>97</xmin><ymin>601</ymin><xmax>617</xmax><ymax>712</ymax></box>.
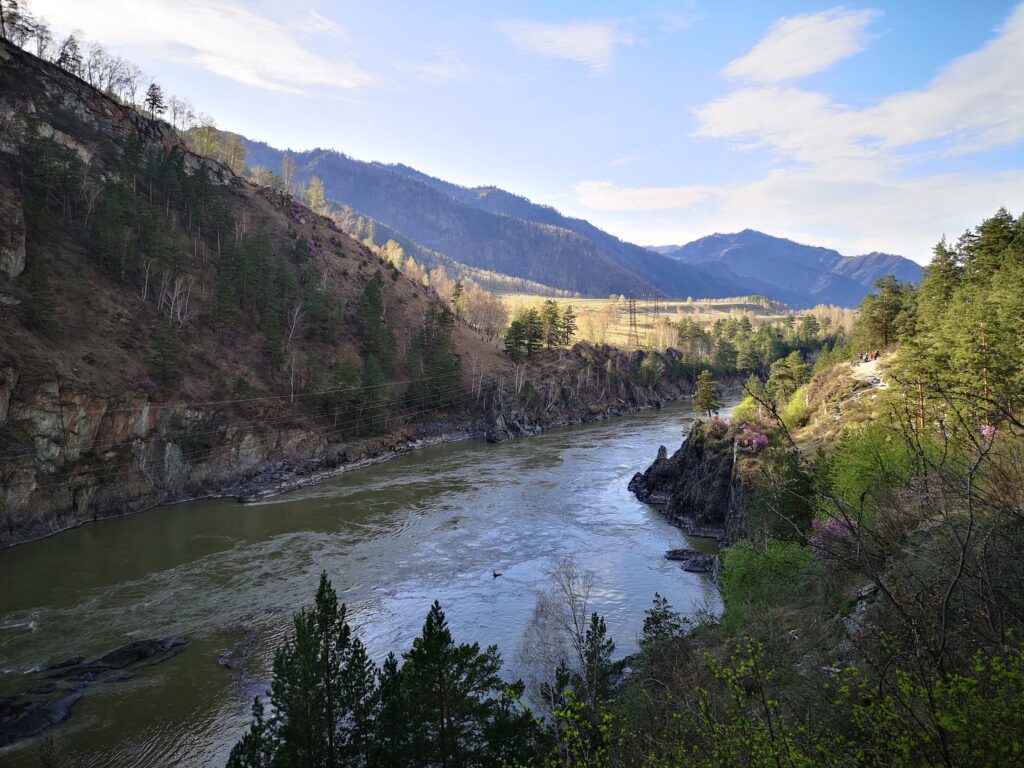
<box><xmin>629</xmin><ymin>418</ymin><xmax>747</xmax><ymax>542</ymax></box>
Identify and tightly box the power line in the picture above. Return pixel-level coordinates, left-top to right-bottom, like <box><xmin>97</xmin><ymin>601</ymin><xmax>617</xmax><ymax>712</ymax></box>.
<box><xmin>3</xmin><ymin>361</ymin><xmax>580</xmax><ymax>492</ymax></box>
<box><xmin>627</xmin><ymin>297</ymin><xmax>640</xmax><ymax>348</ymax></box>
<box><xmin>0</xmin><ymin>370</ymin><xmax>469</xmax><ymax>461</ymax></box>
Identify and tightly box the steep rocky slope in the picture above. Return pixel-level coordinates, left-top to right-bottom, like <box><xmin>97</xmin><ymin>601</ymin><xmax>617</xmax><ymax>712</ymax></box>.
<box><xmin>0</xmin><ymin>41</ymin><xmax>707</xmax><ymax>547</ymax></box>
<box><xmin>243</xmin><ymin>140</ymin><xmax>792</xmax><ymax>301</ymax></box>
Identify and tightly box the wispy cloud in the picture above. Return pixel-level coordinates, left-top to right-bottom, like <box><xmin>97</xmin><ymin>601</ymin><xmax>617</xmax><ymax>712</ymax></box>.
<box><xmin>289</xmin><ymin>10</ymin><xmax>350</xmax><ymax>42</ymax></box>
<box><xmin>723</xmin><ymin>7</ymin><xmax>881</xmax><ymax>83</ymax></box>
<box><xmin>496</xmin><ymin>19</ymin><xmax>634</xmax><ymax>74</ymax></box>
<box><xmin>573</xmin><ymin>180</ymin><xmax>713</xmax><ymax>211</ymax></box>
<box><xmin>698</xmin><ymin>4</ymin><xmax>1024</xmax><ymax>165</ymax></box>
<box><xmin>32</xmin><ymin>0</ymin><xmax>377</xmax><ymax>94</ymax></box>
<box><xmin>398</xmin><ymin>49</ymin><xmax>473</xmax><ymax>85</ymax></box>
<box><xmin>577</xmin><ymin>4</ymin><xmax>1024</xmax><ymax>261</ymax></box>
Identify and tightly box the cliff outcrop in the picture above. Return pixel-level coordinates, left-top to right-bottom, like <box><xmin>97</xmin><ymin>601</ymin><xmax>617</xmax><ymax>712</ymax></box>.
<box><xmin>629</xmin><ymin>419</ymin><xmax>747</xmax><ymax>542</ymax></box>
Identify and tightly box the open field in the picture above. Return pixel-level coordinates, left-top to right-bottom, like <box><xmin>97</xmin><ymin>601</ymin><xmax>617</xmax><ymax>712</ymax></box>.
<box><xmin>498</xmin><ymin>294</ymin><xmax>845</xmax><ymax>350</ymax></box>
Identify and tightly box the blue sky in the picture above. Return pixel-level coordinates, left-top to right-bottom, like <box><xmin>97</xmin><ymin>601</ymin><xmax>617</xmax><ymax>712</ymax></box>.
<box><xmin>35</xmin><ymin>0</ymin><xmax>1024</xmax><ymax>262</ymax></box>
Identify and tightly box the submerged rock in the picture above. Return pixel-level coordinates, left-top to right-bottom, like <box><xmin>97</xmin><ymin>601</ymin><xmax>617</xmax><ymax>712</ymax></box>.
<box><xmin>664</xmin><ymin>548</ymin><xmax>717</xmax><ymax>573</ymax></box>
<box><xmin>0</xmin><ymin>690</ymin><xmax>83</xmax><ymax>746</ymax></box>
<box><xmin>1</xmin><ymin>636</ymin><xmax>189</xmax><ymax>746</ymax></box>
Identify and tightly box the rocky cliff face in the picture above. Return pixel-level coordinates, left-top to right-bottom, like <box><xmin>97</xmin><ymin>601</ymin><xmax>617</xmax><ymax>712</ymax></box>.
<box><xmin>0</xmin><ymin>341</ymin><xmax>696</xmax><ymax>547</ymax></box>
<box><xmin>629</xmin><ymin>419</ymin><xmax>747</xmax><ymax>542</ymax></box>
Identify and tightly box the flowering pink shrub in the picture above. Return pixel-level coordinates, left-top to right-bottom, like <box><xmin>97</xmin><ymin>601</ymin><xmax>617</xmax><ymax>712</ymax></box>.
<box><xmin>706</xmin><ymin>416</ymin><xmax>730</xmax><ymax>437</ymax></box>
<box><xmin>980</xmin><ymin>424</ymin><xmax>996</xmax><ymax>438</ymax></box>
<box><xmin>809</xmin><ymin>517</ymin><xmax>857</xmax><ymax>560</ymax></box>
<box><xmin>738</xmin><ymin>421</ymin><xmax>772</xmax><ymax>453</ymax></box>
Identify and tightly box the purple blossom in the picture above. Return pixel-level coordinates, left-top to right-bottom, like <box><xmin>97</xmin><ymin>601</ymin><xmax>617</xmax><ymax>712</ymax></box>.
<box><xmin>739</xmin><ymin>423</ymin><xmax>771</xmax><ymax>453</ymax></box>
<box><xmin>810</xmin><ymin>517</ymin><xmax>857</xmax><ymax>560</ymax></box>
<box><xmin>981</xmin><ymin>424</ymin><xmax>996</xmax><ymax>438</ymax></box>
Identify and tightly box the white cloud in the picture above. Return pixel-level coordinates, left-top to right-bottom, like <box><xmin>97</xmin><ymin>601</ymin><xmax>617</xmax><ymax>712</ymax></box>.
<box><xmin>579</xmin><ymin>4</ymin><xmax>1024</xmax><ymax>263</ymax></box>
<box><xmin>698</xmin><ymin>4</ymin><xmax>1024</xmax><ymax>164</ymax></box>
<box><xmin>496</xmin><ymin>19</ymin><xmax>633</xmax><ymax>74</ymax></box>
<box><xmin>573</xmin><ymin>181</ymin><xmax>713</xmax><ymax>211</ymax></box>
<box><xmin>866</xmin><ymin>4</ymin><xmax>1024</xmax><ymax>152</ymax></box>
<box><xmin>573</xmin><ymin>169</ymin><xmax>1024</xmax><ymax>262</ymax></box>
<box><xmin>723</xmin><ymin>7</ymin><xmax>880</xmax><ymax>83</ymax></box>
<box><xmin>31</xmin><ymin>0</ymin><xmax>377</xmax><ymax>93</ymax></box>
<box><xmin>398</xmin><ymin>49</ymin><xmax>473</xmax><ymax>85</ymax></box>
<box><xmin>289</xmin><ymin>10</ymin><xmax>350</xmax><ymax>42</ymax></box>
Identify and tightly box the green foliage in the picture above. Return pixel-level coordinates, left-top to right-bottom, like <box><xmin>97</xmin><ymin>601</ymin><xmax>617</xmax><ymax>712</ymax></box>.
<box><xmin>780</xmin><ymin>385</ymin><xmax>811</xmax><ymax>429</ymax></box>
<box><xmin>151</xmin><ymin>319</ymin><xmax>181</xmax><ymax>384</ymax></box>
<box><xmin>719</xmin><ymin>541</ymin><xmax>815</xmax><ymax>631</ymax></box>
<box><xmin>408</xmin><ymin>305</ymin><xmax>462</xmax><ymax>408</ymax></box>
<box><xmin>21</xmin><ymin>251</ymin><xmax>55</xmax><ymax>332</ymax></box>
<box><xmin>766</xmin><ymin>351</ymin><xmax>809</xmax><ymax>402</ymax></box>
<box><xmin>504</xmin><ymin>318</ymin><xmax>527</xmax><ymax>359</ymax></box>
<box><xmin>842</xmin><ymin>643</ymin><xmax>1024</xmax><ymax>768</ymax></box>
<box><xmin>692</xmin><ymin>369</ymin><xmax>723</xmax><ymax>417</ymax></box>
<box><xmin>821</xmin><ymin>421</ymin><xmax>918</xmax><ymax>516</ymax></box>
<box><xmin>731</xmin><ymin>395</ymin><xmax>760</xmax><ymax>423</ymax></box>
<box><xmin>359</xmin><ymin>354</ymin><xmax>387</xmax><ymax>434</ymax></box>
<box><xmin>356</xmin><ymin>270</ymin><xmax>397</xmax><ymax>374</ymax></box>
<box><xmin>230</xmin><ymin>577</ymin><xmax>538</xmax><ymax>768</ymax></box>
<box><xmin>503</xmin><ymin>300</ymin><xmax>576</xmax><ymax>358</ymax></box>
<box><xmin>855</xmin><ymin>274</ymin><xmax>917</xmax><ymax>349</ymax></box>
<box><xmin>226</xmin><ymin>573</ymin><xmax>378</xmax><ymax>768</ymax></box>
<box><xmin>636</xmin><ymin>353</ymin><xmax>664</xmax><ymax>385</ymax></box>
<box><xmin>812</xmin><ymin>340</ymin><xmax>850</xmax><ymax>373</ymax></box>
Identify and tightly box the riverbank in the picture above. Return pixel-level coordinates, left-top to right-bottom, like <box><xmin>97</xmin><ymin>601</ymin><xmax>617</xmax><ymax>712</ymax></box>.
<box><xmin>0</xmin><ymin>401</ymin><xmax>722</xmax><ymax>767</ymax></box>
<box><xmin>1</xmin><ymin>338</ymin><xmax>744</xmax><ymax>548</ymax></box>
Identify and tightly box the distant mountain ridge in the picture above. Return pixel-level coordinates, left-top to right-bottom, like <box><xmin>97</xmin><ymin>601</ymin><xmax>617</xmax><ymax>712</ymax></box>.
<box><xmin>664</xmin><ymin>230</ymin><xmax>922</xmax><ymax>307</ymax></box>
<box><xmin>245</xmin><ymin>140</ymin><xmax>919</xmax><ymax>306</ymax></box>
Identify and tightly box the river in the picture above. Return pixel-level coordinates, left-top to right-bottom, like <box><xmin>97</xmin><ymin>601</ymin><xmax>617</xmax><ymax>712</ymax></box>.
<box><xmin>0</xmin><ymin>401</ymin><xmax>725</xmax><ymax>767</ymax></box>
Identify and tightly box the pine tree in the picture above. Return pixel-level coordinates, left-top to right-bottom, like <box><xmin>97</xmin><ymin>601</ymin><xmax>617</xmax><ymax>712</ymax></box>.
<box><xmin>22</xmin><ymin>251</ymin><xmax>55</xmax><ymax>332</ymax></box>
<box><xmin>152</xmin><ymin>318</ymin><xmax>181</xmax><ymax>384</ymax></box>
<box><xmin>560</xmin><ymin>304</ymin><xmax>578</xmax><ymax>345</ymax></box>
<box><xmin>766</xmin><ymin>351</ymin><xmax>808</xmax><ymax>402</ymax></box>
<box><xmin>395</xmin><ymin>601</ymin><xmax>537</xmax><ymax>767</ymax></box>
<box><xmin>360</xmin><ymin>354</ymin><xmax>387</xmax><ymax>434</ymax></box>
<box><xmin>579</xmin><ymin>612</ymin><xmax>615</xmax><ymax>707</ymax></box>
<box><xmin>56</xmin><ymin>34</ymin><xmax>82</xmax><ymax>74</ymax></box>
<box><xmin>144</xmin><ymin>82</ymin><xmax>166</xmax><ymax>118</ymax></box>
<box><xmin>693</xmin><ymin>369</ymin><xmax>723</xmax><ymax>417</ymax></box>
<box><xmin>226</xmin><ymin>573</ymin><xmax>378</xmax><ymax>768</ymax></box>
<box><xmin>523</xmin><ymin>308</ymin><xmax>543</xmax><ymax>356</ymax></box>
<box><xmin>451</xmin><ymin>280</ymin><xmax>464</xmax><ymax>315</ymax></box>
<box><xmin>540</xmin><ymin>299</ymin><xmax>562</xmax><ymax>349</ymax></box>
<box><xmin>357</xmin><ymin>270</ymin><xmax>395</xmax><ymax>373</ymax></box>
<box><xmin>503</xmin><ymin>319</ymin><xmax>526</xmax><ymax>359</ymax></box>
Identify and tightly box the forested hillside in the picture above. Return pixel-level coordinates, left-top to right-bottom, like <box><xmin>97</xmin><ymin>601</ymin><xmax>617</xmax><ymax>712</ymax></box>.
<box><xmin>242</xmin><ymin>140</ymin><xmax>811</xmax><ymax>303</ymax></box>
<box><xmin>0</xmin><ymin>38</ymin><xmax>494</xmax><ymax>543</ymax></box>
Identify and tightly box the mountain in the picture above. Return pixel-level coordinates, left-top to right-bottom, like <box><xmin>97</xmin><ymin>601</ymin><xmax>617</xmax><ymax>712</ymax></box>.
<box><xmin>667</xmin><ymin>230</ymin><xmax>922</xmax><ymax>306</ymax></box>
<box><xmin>243</xmin><ymin>141</ymin><xmax>798</xmax><ymax>303</ymax></box>
<box><xmin>644</xmin><ymin>245</ymin><xmax>683</xmax><ymax>255</ymax></box>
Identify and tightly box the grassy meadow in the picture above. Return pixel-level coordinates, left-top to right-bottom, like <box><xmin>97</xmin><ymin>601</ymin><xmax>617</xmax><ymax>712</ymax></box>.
<box><xmin>498</xmin><ymin>294</ymin><xmax>856</xmax><ymax>350</ymax></box>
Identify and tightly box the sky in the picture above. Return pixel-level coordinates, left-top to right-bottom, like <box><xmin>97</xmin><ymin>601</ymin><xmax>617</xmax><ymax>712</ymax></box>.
<box><xmin>31</xmin><ymin>0</ymin><xmax>1024</xmax><ymax>263</ymax></box>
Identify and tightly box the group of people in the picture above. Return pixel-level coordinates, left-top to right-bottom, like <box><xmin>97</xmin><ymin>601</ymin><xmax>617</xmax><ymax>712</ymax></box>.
<box><xmin>859</xmin><ymin>349</ymin><xmax>881</xmax><ymax>364</ymax></box>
